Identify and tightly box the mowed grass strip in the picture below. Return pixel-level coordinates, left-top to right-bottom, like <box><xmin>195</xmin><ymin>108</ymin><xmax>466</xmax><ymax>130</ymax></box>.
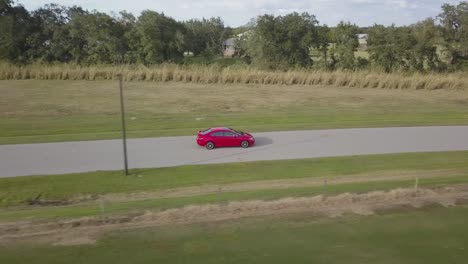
<box><xmin>1</xmin><ymin>151</ymin><xmax>468</xmax><ymax>208</ymax></box>
<box><xmin>1</xmin><ymin>205</ymin><xmax>468</xmax><ymax>264</ymax></box>
<box><xmin>1</xmin><ymin>80</ymin><xmax>468</xmax><ymax>144</ymax></box>
<box><xmin>1</xmin><ymin>175</ymin><xmax>467</xmax><ymax>221</ymax></box>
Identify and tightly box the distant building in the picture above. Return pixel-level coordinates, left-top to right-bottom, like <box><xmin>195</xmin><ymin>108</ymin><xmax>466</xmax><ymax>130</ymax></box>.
<box><xmin>223</xmin><ymin>38</ymin><xmax>236</xmax><ymax>57</ymax></box>
<box><xmin>222</xmin><ymin>31</ymin><xmax>252</xmax><ymax>57</ymax></box>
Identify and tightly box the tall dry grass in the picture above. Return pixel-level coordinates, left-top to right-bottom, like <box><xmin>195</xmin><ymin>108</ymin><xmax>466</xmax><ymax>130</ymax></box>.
<box><xmin>0</xmin><ymin>62</ymin><xmax>466</xmax><ymax>90</ymax></box>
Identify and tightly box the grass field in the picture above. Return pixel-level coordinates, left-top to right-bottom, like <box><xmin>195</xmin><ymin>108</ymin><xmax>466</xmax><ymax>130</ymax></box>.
<box><xmin>1</xmin><ymin>151</ymin><xmax>468</xmax><ymax>217</ymax></box>
<box><xmin>2</xmin><ymin>70</ymin><xmax>468</xmax><ymax>263</ymax></box>
<box><xmin>2</xmin><ymin>174</ymin><xmax>467</xmax><ymax>222</ymax></box>
<box><xmin>2</xmin><ymin>152</ymin><xmax>468</xmax><ymax>262</ymax></box>
<box><xmin>2</xmin><ymin>205</ymin><xmax>468</xmax><ymax>264</ymax></box>
<box><xmin>1</xmin><ymin>80</ymin><xmax>468</xmax><ymax>144</ymax></box>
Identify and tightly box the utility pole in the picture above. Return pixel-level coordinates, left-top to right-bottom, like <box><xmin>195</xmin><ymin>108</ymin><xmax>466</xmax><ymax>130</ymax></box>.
<box><xmin>117</xmin><ymin>74</ymin><xmax>129</xmax><ymax>176</ymax></box>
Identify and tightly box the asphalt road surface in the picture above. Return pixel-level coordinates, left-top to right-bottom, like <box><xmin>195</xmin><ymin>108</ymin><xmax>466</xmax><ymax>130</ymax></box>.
<box><xmin>2</xmin><ymin>126</ymin><xmax>468</xmax><ymax>178</ymax></box>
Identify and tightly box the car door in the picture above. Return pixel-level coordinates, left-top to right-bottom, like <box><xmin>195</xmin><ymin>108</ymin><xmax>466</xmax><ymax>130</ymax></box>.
<box><xmin>223</xmin><ymin>131</ymin><xmax>240</xmax><ymax>147</ymax></box>
<box><xmin>210</xmin><ymin>131</ymin><xmax>225</xmax><ymax>147</ymax></box>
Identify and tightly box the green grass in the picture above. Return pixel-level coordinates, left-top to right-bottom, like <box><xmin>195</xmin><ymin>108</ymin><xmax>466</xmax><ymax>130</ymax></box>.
<box><xmin>2</xmin><ymin>109</ymin><xmax>468</xmax><ymax>144</ymax></box>
<box><xmin>2</xmin><ymin>175</ymin><xmax>467</xmax><ymax>222</ymax></box>
<box><xmin>2</xmin><ymin>205</ymin><xmax>468</xmax><ymax>264</ymax></box>
<box><xmin>1</xmin><ymin>151</ymin><xmax>468</xmax><ymax>208</ymax></box>
<box><xmin>2</xmin><ymin>152</ymin><xmax>468</xmax><ymax>262</ymax></box>
<box><xmin>1</xmin><ymin>80</ymin><xmax>467</xmax><ymax>144</ymax></box>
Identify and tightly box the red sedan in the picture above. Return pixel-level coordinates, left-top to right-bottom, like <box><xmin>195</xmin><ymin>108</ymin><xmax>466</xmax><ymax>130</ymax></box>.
<box><xmin>197</xmin><ymin>127</ymin><xmax>255</xmax><ymax>150</ymax></box>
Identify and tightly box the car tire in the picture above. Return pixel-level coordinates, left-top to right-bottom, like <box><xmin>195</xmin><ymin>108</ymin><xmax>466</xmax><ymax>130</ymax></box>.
<box><xmin>206</xmin><ymin>142</ymin><xmax>215</xmax><ymax>150</ymax></box>
<box><xmin>241</xmin><ymin>140</ymin><xmax>249</xmax><ymax>148</ymax></box>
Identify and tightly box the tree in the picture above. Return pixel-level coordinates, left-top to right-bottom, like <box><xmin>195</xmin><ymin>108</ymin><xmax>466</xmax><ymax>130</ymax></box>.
<box><xmin>135</xmin><ymin>11</ymin><xmax>185</xmax><ymax>64</ymax></box>
<box><xmin>368</xmin><ymin>25</ymin><xmax>422</xmax><ymax>72</ymax></box>
<box><xmin>64</xmin><ymin>6</ymin><xmax>89</xmax><ymax>64</ymax></box>
<box><xmin>27</xmin><ymin>5</ymin><xmax>134</xmax><ymax>64</ymax></box>
<box><xmin>0</xmin><ymin>0</ymin><xmax>15</xmax><ymax>60</ymax></box>
<box><xmin>74</xmin><ymin>11</ymin><xmax>128</xmax><ymax>64</ymax></box>
<box><xmin>184</xmin><ymin>17</ymin><xmax>227</xmax><ymax>57</ymax></box>
<box><xmin>233</xmin><ymin>20</ymin><xmax>255</xmax><ymax>63</ymax></box>
<box><xmin>438</xmin><ymin>1</ymin><xmax>468</xmax><ymax>69</ymax></box>
<box><xmin>314</xmin><ymin>25</ymin><xmax>331</xmax><ymax>68</ymax></box>
<box><xmin>0</xmin><ymin>0</ymin><xmax>33</xmax><ymax>62</ymax></box>
<box><xmin>368</xmin><ymin>21</ymin><xmax>443</xmax><ymax>72</ymax></box>
<box><xmin>27</xmin><ymin>4</ymin><xmax>72</xmax><ymax>62</ymax></box>
<box><xmin>333</xmin><ymin>22</ymin><xmax>359</xmax><ymax>70</ymax></box>
<box><xmin>367</xmin><ymin>24</ymin><xmax>399</xmax><ymax>72</ymax></box>
<box><xmin>245</xmin><ymin>12</ymin><xmax>319</xmax><ymax>69</ymax></box>
<box><xmin>116</xmin><ymin>11</ymin><xmax>138</xmax><ymax>64</ymax></box>
<box><xmin>409</xmin><ymin>19</ymin><xmax>443</xmax><ymax>71</ymax></box>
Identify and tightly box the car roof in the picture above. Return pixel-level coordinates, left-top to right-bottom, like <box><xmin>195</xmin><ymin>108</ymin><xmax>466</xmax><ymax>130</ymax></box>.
<box><xmin>210</xmin><ymin>127</ymin><xmax>231</xmax><ymax>131</ymax></box>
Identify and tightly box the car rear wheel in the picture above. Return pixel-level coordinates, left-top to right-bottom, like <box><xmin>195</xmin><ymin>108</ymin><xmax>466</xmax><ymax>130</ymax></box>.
<box><xmin>241</xmin><ymin>140</ymin><xmax>249</xmax><ymax>148</ymax></box>
<box><xmin>206</xmin><ymin>142</ymin><xmax>215</xmax><ymax>150</ymax></box>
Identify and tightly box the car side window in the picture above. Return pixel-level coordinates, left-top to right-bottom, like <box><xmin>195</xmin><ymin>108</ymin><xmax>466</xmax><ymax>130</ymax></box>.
<box><xmin>223</xmin><ymin>132</ymin><xmax>236</xmax><ymax>137</ymax></box>
<box><xmin>211</xmin><ymin>132</ymin><xmax>223</xmax><ymax>137</ymax></box>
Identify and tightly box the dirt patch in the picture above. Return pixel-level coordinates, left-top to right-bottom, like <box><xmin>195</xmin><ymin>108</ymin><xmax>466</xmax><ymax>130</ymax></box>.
<box><xmin>456</xmin><ymin>99</ymin><xmax>468</xmax><ymax>105</ymax></box>
<box><xmin>53</xmin><ymin>237</ymin><xmax>97</xmax><ymax>246</ymax></box>
<box><xmin>1</xmin><ymin>184</ymin><xmax>468</xmax><ymax>246</ymax></box>
<box><xmin>25</xmin><ymin>193</ymin><xmax>71</xmax><ymax>207</ymax></box>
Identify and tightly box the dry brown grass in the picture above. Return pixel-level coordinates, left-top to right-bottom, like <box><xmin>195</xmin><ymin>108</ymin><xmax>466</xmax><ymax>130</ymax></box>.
<box><xmin>1</xmin><ymin>62</ymin><xmax>467</xmax><ymax>90</ymax></box>
<box><xmin>2</xmin><ymin>80</ymin><xmax>467</xmax><ymax>119</ymax></box>
<box><xmin>2</xmin><ymin>185</ymin><xmax>467</xmax><ymax>246</ymax></box>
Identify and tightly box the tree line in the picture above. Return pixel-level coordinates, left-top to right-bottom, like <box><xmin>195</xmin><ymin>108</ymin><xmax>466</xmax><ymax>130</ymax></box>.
<box><xmin>0</xmin><ymin>1</ymin><xmax>231</xmax><ymax>64</ymax></box>
<box><xmin>1</xmin><ymin>0</ymin><xmax>467</xmax><ymax>72</ymax></box>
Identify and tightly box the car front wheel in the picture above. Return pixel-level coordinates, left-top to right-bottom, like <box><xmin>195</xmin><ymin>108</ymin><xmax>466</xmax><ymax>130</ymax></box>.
<box><xmin>241</xmin><ymin>140</ymin><xmax>249</xmax><ymax>148</ymax></box>
<box><xmin>206</xmin><ymin>142</ymin><xmax>215</xmax><ymax>150</ymax></box>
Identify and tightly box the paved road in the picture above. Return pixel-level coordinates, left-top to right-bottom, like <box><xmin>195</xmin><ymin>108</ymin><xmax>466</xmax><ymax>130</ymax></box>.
<box><xmin>2</xmin><ymin>126</ymin><xmax>468</xmax><ymax>178</ymax></box>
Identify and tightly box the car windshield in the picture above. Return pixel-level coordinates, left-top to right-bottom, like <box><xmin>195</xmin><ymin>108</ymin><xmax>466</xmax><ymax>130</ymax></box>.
<box><xmin>229</xmin><ymin>128</ymin><xmax>244</xmax><ymax>135</ymax></box>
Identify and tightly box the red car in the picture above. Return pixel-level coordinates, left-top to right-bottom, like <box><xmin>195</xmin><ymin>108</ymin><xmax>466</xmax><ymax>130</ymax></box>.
<box><xmin>197</xmin><ymin>127</ymin><xmax>255</xmax><ymax>150</ymax></box>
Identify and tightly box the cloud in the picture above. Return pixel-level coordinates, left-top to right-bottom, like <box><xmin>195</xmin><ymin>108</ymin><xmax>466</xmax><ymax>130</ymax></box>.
<box><xmin>18</xmin><ymin>0</ymin><xmax>462</xmax><ymax>27</ymax></box>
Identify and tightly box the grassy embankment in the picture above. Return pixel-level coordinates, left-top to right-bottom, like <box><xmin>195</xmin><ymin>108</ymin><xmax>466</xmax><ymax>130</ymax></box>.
<box><xmin>1</xmin><ymin>151</ymin><xmax>468</xmax><ymax>221</ymax></box>
<box><xmin>2</xmin><ymin>206</ymin><xmax>468</xmax><ymax>264</ymax></box>
<box><xmin>1</xmin><ymin>151</ymin><xmax>468</xmax><ymax>263</ymax></box>
<box><xmin>1</xmin><ymin>68</ymin><xmax>468</xmax><ymax>144</ymax></box>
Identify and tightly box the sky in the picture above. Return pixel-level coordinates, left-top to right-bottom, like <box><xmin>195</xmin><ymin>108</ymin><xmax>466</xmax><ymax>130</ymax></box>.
<box><xmin>18</xmin><ymin>0</ymin><xmax>463</xmax><ymax>27</ymax></box>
